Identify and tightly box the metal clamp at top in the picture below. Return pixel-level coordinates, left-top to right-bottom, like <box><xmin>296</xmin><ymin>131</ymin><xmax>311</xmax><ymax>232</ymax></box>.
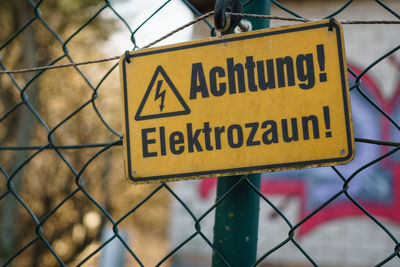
<box><xmin>214</xmin><ymin>0</ymin><xmax>243</xmax><ymax>35</ymax></box>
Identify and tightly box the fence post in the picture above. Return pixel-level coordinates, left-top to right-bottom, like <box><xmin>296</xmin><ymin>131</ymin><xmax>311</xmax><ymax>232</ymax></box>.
<box><xmin>211</xmin><ymin>1</ymin><xmax>270</xmax><ymax>266</ymax></box>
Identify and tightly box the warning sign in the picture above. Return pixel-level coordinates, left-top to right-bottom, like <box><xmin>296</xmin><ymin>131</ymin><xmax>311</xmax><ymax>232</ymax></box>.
<box><xmin>120</xmin><ymin>19</ymin><xmax>355</xmax><ymax>183</ymax></box>
<box><xmin>135</xmin><ymin>66</ymin><xmax>190</xmax><ymax>120</ymax></box>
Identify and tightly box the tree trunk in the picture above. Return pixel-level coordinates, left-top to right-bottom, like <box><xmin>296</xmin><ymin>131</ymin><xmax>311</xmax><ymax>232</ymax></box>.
<box><xmin>0</xmin><ymin>2</ymin><xmax>39</xmax><ymax>264</ymax></box>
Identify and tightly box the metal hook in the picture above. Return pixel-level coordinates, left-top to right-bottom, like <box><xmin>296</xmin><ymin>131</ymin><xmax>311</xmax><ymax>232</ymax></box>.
<box><xmin>214</xmin><ymin>0</ymin><xmax>243</xmax><ymax>35</ymax></box>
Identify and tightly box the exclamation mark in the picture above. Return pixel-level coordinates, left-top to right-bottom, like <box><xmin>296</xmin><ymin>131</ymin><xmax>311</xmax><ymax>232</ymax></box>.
<box><xmin>323</xmin><ymin>106</ymin><xmax>332</xmax><ymax>138</ymax></box>
<box><xmin>317</xmin><ymin>44</ymin><xmax>327</xmax><ymax>82</ymax></box>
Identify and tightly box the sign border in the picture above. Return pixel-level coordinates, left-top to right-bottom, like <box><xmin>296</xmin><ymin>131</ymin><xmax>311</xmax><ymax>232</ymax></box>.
<box><xmin>121</xmin><ymin>19</ymin><xmax>353</xmax><ymax>183</ymax></box>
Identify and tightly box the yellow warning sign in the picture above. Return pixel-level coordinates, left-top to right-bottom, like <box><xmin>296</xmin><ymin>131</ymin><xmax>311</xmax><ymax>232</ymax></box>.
<box><xmin>120</xmin><ymin>19</ymin><xmax>355</xmax><ymax>183</ymax></box>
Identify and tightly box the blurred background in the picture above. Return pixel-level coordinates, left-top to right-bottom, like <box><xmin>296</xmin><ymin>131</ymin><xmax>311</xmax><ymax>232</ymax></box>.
<box><xmin>0</xmin><ymin>0</ymin><xmax>399</xmax><ymax>266</ymax></box>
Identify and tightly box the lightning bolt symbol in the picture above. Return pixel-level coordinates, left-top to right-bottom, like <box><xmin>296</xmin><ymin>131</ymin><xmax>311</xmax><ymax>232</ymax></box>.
<box><xmin>154</xmin><ymin>80</ymin><xmax>166</xmax><ymax>112</ymax></box>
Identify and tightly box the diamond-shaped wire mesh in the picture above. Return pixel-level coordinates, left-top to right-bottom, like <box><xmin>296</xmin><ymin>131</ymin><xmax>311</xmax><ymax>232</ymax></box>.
<box><xmin>0</xmin><ymin>0</ymin><xmax>399</xmax><ymax>266</ymax></box>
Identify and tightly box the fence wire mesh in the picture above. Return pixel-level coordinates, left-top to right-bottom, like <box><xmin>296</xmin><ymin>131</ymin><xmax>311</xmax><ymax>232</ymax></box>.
<box><xmin>0</xmin><ymin>0</ymin><xmax>399</xmax><ymax>266</ymax></box>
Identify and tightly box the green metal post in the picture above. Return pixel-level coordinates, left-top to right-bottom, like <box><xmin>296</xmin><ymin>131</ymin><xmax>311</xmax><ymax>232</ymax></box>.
<box><xmin>212</xmin><ymin>1</ymin><xmax>270</xmax><ymax>266</ymax></box>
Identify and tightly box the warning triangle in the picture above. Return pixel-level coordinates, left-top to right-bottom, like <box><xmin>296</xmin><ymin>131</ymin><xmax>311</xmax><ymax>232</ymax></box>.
<box><xmin>135</xmin><ymin>66</ymin><xmax>191</xmax><ymax>121</ymax></box>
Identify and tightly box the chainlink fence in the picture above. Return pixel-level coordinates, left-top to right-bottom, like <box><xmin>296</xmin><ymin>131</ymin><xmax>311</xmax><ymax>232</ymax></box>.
<box><xmin>0</xmin><ymin>0</ymin><xmax>399</xmax><ymax>266</ymax></box>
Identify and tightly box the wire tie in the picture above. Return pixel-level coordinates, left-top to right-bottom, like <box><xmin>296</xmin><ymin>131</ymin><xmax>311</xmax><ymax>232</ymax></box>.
<box><xmin>328</xmin><ymin>17</ymin><xmax>335</xmax><ymax>31</ymax></box>
<box><xmin>125</xmin><ymin>50</ymin><xmax>131</xmax><ymax>64</ymax></box>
